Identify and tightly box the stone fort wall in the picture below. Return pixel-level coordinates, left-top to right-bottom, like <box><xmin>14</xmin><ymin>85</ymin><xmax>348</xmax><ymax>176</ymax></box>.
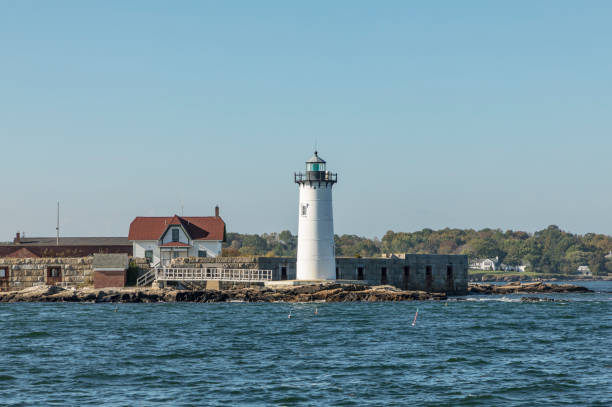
<box><xmin>0</xmin><ymin>257</ymin><xmax>94</xmax><ymax>291</ymax></box>
<box><xmin>170</xmin><ymin>254</ymin><xmax>468</xmax><ymax>294</ymax></box>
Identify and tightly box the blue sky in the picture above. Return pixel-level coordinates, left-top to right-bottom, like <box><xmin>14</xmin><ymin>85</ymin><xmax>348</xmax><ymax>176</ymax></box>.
<box><xmin>1</xmin><ymin>1</ymin><xmax>611</xmax><ymax>239</ymax></box>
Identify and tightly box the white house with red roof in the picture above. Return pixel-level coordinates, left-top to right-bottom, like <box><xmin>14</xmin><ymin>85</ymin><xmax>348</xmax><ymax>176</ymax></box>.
<box><xmin>128</xmin><ymin>207</ymin><xmax>226</xmax><ymax>266</ymax></box>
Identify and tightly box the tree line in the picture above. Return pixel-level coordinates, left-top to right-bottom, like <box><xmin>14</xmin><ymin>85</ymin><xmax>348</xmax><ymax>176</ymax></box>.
<box><xmin>223</xmin><ymin>225</ymin><xmax>612</xmax><ymax>275</ymax></box>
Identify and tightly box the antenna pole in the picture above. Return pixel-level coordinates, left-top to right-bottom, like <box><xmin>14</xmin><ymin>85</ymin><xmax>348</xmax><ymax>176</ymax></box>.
<box><xmin>56</xmin><ymin>201</ymin><xmax>59</xmax><ymax>246</ymax></box>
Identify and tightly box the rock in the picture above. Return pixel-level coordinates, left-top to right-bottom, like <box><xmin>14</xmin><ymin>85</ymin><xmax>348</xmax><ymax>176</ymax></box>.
<box><xmin>468</xmin><ymin>282</ymin><xmax>592</xmax><ymax>295</ymax></box>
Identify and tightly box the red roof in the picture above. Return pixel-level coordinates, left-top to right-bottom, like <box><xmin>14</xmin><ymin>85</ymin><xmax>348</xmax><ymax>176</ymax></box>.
<box><xmin>168</xmin><ymin>215</ymin><xmax>182</xmax><ymax>225</ymax></box>
<box><xmin>128</xmin><ymin>216</ymin><xmax>225</xmax><ymax>241</ymax></box>
<box><xmin>159</xmin><ymin>242</ymin><xmax>192</xmax><ymax>248</ymax></box>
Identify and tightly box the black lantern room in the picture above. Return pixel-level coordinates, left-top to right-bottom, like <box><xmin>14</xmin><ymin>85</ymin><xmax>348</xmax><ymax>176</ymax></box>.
<box><xmin>295</xmin><ymin>151</ymin><xmax>337</xmax><ymax>185</ymax></box>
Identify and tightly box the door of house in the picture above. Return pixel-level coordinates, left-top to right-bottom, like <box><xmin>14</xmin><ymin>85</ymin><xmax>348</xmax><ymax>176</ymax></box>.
<box><xmin>446</xmin><ymin>265</ymin><xmax>454</xmax><ymax>292</ymax></box>
<box><xmin>281</xmin><ymin>266</ymin><xmax>287</xmax><ymax>280</ymax></box>
<box><xmin>161</xmin><ymin>252</ymin><xmax>172</xmax><ymax>267</ymax></box>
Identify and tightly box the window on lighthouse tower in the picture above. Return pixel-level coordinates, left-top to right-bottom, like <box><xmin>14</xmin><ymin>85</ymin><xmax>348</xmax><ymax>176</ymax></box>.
<box><xmin>307</xmin><ymin>162</ymin><xmax>325</xmax><ymax>172</ymax></box>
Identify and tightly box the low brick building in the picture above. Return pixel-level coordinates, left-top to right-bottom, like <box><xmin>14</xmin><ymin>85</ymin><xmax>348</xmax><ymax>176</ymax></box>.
<box><xmin>93</xmin><ymin>253</ymin><xmax>129</xmax><ymax>289</ymax></box>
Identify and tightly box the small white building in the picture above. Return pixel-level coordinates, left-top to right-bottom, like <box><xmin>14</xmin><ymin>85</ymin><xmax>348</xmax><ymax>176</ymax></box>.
<box><xmin>500</xmin><ymin>263</ymin><xmax>528</xmax><ymax>272</ymax></box>
<box><xmin>128</xmin><ymin>208</ymin><xmax>225</xmax><ymax>266</ymax></box>
<box><xmin>470</xmin><ymin>256</ymin><xmax>500</xmax><ymax>271</ymax></box>
<box><xmin>576</xmin><ymin>265</ymin><xmax>592</xmax><ymax>277</ymax></box>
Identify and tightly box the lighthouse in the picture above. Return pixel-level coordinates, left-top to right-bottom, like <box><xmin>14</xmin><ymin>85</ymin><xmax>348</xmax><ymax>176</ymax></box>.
<box><xmin>294</xmin><ymin>151</ymin><xmax>338</xmax><ymax>280</ymax></box>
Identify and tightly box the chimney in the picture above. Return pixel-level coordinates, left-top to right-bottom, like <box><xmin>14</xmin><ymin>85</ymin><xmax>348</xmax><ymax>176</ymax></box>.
<box><xmin>14</xmin><ymin>232</ymin><xmax>21</xmax><ymax>244</ymax></box>
<box><xmin>215</xmin><ymin>205</ymin><xmax>220</xmax><ymax>217</ymax></box>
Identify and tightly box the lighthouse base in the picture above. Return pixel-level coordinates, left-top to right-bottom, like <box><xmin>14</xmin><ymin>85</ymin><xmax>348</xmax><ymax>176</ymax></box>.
<box><xmin>296</xmin><ymin>259</ymin><xmax>336</xmax><ymax>281</ymax></box>
<box><xmin>264</xmin><ymin>279</ymin><xmax>368</xmax><ymax>288</ymax></box>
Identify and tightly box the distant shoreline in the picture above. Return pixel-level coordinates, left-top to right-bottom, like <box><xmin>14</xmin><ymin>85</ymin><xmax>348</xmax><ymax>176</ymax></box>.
<box><xmin>468</xmin><ymin>273</ymin><xmax>611</xmax><ymax>283</ymax></box>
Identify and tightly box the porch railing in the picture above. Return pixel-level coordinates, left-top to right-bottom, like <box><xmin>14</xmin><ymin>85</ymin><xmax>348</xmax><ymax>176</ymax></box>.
<box><xmin>155</xmin><ymin>267</ymin><xmax>272</xmax><ymax>283</ymax></box>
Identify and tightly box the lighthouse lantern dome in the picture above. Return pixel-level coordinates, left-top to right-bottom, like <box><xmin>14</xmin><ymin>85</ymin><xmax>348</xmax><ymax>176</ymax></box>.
<box><xmin>306</xmin><ymin>151</ymin><xmax>326</xmax><ymax>172</ymax></box>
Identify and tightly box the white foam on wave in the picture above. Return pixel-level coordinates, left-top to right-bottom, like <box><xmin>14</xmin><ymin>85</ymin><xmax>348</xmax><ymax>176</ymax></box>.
<box><xmin>463</xmin><ymin>296</ymin><xmax>521</xmax><ymax>303</ymax></box>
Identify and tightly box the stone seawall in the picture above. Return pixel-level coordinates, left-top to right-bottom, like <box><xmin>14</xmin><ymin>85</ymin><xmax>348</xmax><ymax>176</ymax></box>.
<box><xmin>0</xmin><ymin>257</ymin><xmax>94</xmax><ymax>291</ymax></box>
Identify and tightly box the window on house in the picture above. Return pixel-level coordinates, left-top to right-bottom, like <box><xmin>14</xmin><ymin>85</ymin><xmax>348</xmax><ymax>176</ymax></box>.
<box><xmin>301</xmin><ymin>204</ymin><xmax>308</xmax><ymax>217</ymax></box>
<box><xmin>172</xmin><ymin>251</ymin><xmax>180</xmax><ymax>259</ymax></box>
<box><xmin>198</xmin><ymin>250</ymin><xmax>207</xmax><ymax>258</ymax></box>
<box><xmin>172</xmin><ymin>229</ymin><xmax>179</xmax><ymax>242</ymax></box>
<box><xmin>145</xmin><ymin>250</ymin><xmax>153</xmax><ymax>262</ymax></box>
<box><xmin>0</xmin><ymin>267</ymin><xmax>7</xmax><ymax>279</ymax></box>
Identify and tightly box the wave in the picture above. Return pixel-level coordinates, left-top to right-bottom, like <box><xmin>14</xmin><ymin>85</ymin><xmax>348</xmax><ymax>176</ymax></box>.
<box><xmin>9</xmin><ymin>331</ymin><xmax>51</xmax><ymax>339</ymax></box>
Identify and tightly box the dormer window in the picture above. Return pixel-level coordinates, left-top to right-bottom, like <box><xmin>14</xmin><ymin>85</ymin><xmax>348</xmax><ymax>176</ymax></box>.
<box><xmin>172</xmin><ymin>229</ymin><xmax>179</xmax><ymax>242</ymax></box>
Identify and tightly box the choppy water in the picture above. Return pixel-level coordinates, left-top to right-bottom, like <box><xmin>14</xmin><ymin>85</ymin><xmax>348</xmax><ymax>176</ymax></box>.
<box><xmin>1</xmin><ymin>281</ymin><xmax>611</xmax><ymax>406</ymax></box>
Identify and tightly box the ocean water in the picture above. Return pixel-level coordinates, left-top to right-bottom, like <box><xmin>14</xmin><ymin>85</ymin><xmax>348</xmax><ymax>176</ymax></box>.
<box><xmin>1</xmin><ymin>282</ymin><xmax>611</xmax><ymax>406</ymax></box>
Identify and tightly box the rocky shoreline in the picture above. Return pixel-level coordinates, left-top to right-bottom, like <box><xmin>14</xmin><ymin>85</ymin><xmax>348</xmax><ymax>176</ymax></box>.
<box><xmin>0</xmin><ymin>281</ymin><xmax>593</xmax><ymax>303</ymax></box>
<box><xmin>468</xmin><ymin>282</ymin><xmax>593</xmax><ymax>295</ymax></box>
<box><xmin>0</xmin><ymin>283</ymin><xmax>447</xmax><ymax>303</ymax></box>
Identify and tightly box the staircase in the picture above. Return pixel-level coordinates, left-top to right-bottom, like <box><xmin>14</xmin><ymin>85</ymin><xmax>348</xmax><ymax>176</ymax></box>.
<box><xmin>137</xmin><ymin>268</ymin><xmax>157</xmax><ymax>287</ymax></box>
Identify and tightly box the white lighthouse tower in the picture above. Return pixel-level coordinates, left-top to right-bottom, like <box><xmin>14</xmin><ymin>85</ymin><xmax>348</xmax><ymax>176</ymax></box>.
<box><xmin>294</xmin><ymin>151</ymin><xmax>338</xmax><ymax>280</ymax></box>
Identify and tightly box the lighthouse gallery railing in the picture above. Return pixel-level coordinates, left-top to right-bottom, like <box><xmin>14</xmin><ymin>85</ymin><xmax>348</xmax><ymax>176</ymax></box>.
<box><xmin>294</xmin><ymin>172</ymin><xmax>337</xmax><ymax>183</ymax></box>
